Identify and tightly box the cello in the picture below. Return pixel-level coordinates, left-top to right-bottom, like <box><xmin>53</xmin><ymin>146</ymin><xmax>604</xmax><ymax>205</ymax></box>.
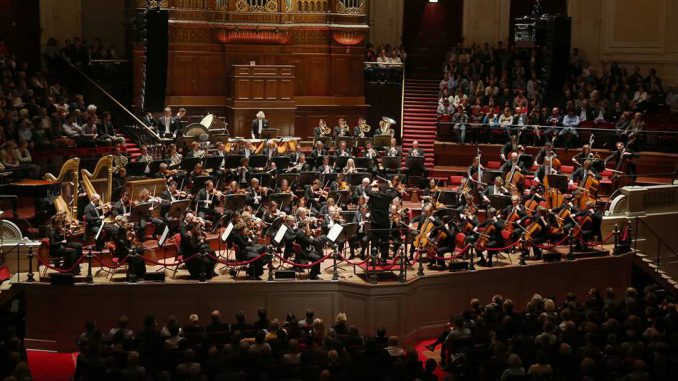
<box><xmin>504</xmin><ymin>161</ymin><xmax>525</xmax><ymax>193</ymax></box>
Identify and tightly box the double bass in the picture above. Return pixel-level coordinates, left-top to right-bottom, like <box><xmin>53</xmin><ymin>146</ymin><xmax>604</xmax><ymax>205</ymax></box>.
<box><xmin>609</xmin><ymin>148</ymin><xmax>634</xmax><ymax>191</ymax></box>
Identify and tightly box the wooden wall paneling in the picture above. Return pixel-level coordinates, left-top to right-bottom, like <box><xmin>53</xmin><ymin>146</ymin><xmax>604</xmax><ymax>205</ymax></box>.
<box><xmin>330</xmin><ymin>55</ymin><xmax>351</xmax><ymax>96</ymax></box>
<box><xmin>252</xmin><ymin>79</ymin><xmax>265</xmax><ymax>99</ymax></box>
<box><xmin>265</xmin><ymin>79</ymin><xmax>279</xmax><ymax>99</ymax></box>
<box><xmin>198</xmin><ymin>54</ymin><xmax>225</xmax><ymax>95</ymax></box>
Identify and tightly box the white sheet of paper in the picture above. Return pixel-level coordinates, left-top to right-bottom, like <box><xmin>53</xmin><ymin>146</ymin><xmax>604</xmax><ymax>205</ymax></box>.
<box><xmin>273</xmin><ymin>224</ymin><xmax>288</xmax><ymax>245</ymax></box>
<box><xmin>158</xmin><ymin>226</ymin><xmax>170</xmax><ymax>246</ymax></box>
<box><xmin>221</xmin><ymin>222</ymin><xmax>234</xmax><ymax>242</ymax></box>
<box><xmin>95</xmin><ymin>221</ymin><xmax>105</xmax><ymax>241</ymax></box>
<box><xmin>327</xmin><ymin>224</ymin><xmax>344</xmax><ymax>243</ymax></box>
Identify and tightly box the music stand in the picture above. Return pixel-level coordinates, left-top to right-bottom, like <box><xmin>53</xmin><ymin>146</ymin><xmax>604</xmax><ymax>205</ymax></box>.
<box><xmin>338</xmin><ymin>223</ymin><xmax>359</xmax><ymax>243</ymax></box>
<box><xmin>261</xmin><ymin>128</ymin><xmax>279</xmax><ymax>139</ymax></box>
<box><xmin>406</xmin><ymin>156</ymin><xmax>425</xmax><ymax>175</ymax></box>
<box><xmin>355</xmin><ymin>137</ymin><xmax>373</xmax><ymax>149</ymax></box>
<box><xmin>347</xmin><ymin>172</ymin><xmax>371</xmax><ymax>186</ymax></box>
<box><xmin>518</xmin><ymin>154</ymin><xmax>534</xmax><ymax>170</ymax></box>
<box><xmin>126</xmin><ymin>161</ymin><xmax>148</xmax><ymax>177</ymax></box>
<box><xmin>148</xmin><ymin>160</ymin><xmax>170</xmax><ymax>174</ymax></box>
<box><xmin>321</xmin><ymin>173</ymin><xmax>337</xmax><ymax>185</ymax></box>
<box><xmin>545</xmin><ymin>174</ymin><xmax>568</xmax><ymax>193</ymax></box>
<box><xmin>269</xmin><ymin>193</ymin><xmax>294</xmax><ymax>210</ymax></box>
<box><xmin>211</xmin><ymin>134</ymin><xmax>230</xmax><ymax>145</ymax></box>
<box><xmin>314</xmin><ymin>136</ymin><xmax>333</xmax><ymax>148</ymax></box>
<box><xmin>437</xmin><ymin>190</ymin><xmax>459</xmax><ymax>207</ymax></box>
<box><xmin>224</xmin><ymin>155</ymin><xmax>243</xmax><ymax>169</ymax></box>
<box><xmin>223</xmin><ymin>194</ymin><xmax>246</xmax><ymax>211</ymax></box>
<box><xmin>298</xmin><ymin>172</ymin><xmax>318</xmax><ymax>188</ymax></box>
<box><xmin>168</xmin><ymin>199</ymin><xmax>191</xmax><ymax>218</ymax></box>
<box><xmin>130</xmin><ymin>202</ymin><xmax>152</xmax><ymax>223</ymax></box>
<box><xmin>314</xmin><ymin>155</ymin><xmax>335</xmax><ymax>169</ymax></box>
<box><xmin>434</xmin><ymin>207</ymin><xmax>457</xmax><ymax>220</ymax></box>
<box><xmin>355</xmin><ymin>158</ymin><xmax>374</xmax><ymax>171</ymax></box>
<box><xmin>275</xmin><ymin>173</ymin><xmax>299</xmax><ymax>187</ymax></box>
<box><xmin>334</xmin><ymin>156</ymin><xmax>353</xmax><ymax>169</ymax></box>
<box><xmin>488</xmin><ymin>195</ymin><xmax>512</xmax><ymax>211</ymax></box>
<box><xmin>341</xmin><ymin>211</ymin><xmax>357</xmax><ymax>223</ymax></box>
<box><xmin>176</xmin><ymin>136</ymin><xmax>197</xmax><ymax>152</ymax></box>
<box><xmin>373</xmin><ymin>134</ymin><xmax>391</xmax><ymax>147</ymax></box>
<box><xmin>336</xmin><ymin>136</ymin><xmax>355</xmax><ymax>149</ymax></box>
<box><xmin>271</xmin><ymin>156</ymin><xmax>290</xmax><ymax>171</ymax></box>
<box><xmin>251</xmin><ymin>172</ymin><xmax>273</xmax><ymax>188</ymax></box>
<box><xmin>191</xmin><ymin>176</ymin><xmax>213</xmax><ymax>194</ymax></box>
<box><xmin>180</xmin><ymin>157</ymin><xmax>202</xmax><ymax>171</ymax></box>
<box><xmin>381</xmin><ymin>156</ymin><xmax>401</xmax><ymax>172</ymax></box>
<box><xmin>482</xmin><ymin>170</ymin><xmax>503</xmax><ymax>186</ymax></box>
<box><xmin>248</xmin><ymin>154</ymin><xmax>268</xmax><ymax>169</ymax></box>
<box><xmin>204</xmin><ymin>156</ymin><xmax>224</xmax><ymax>172</ymax></box>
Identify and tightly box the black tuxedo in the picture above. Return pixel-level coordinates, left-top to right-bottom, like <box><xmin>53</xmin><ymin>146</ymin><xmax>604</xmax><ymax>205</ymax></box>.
<box><xmin>409</xmin><ymin>148</ymin><xmax>425</xmax><ymax>157</ymax></box>
<box><xmin>365</xmin><ymin>186</ymin><xmax>398</xmax><ymax>260</ymax></box>
<box><xmin>156</xmin><ymin>115</ymin><xmax>180</xmax><ymax>137</ymax></box>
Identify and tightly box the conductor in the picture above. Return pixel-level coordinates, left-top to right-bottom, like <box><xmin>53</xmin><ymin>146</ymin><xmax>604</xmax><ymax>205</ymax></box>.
<box><xmin>365</xmin><ymin>178</ymin><xmax>398</xmax><ymax>262</ymax></box>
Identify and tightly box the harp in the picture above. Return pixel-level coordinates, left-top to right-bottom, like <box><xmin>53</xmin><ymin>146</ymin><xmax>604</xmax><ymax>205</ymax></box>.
<box><xmin>81</xmin><ymin>155</ymin><xmax>114</xmax><ymax>204</ymax></box>
<box><xmin>43</xmin><ymin>158</ymin><xmax>80</xmax><ymax>225</ymax></box>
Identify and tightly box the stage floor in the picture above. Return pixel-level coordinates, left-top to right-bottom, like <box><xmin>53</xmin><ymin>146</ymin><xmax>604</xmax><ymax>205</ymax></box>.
<box><xmin>32</xmin><ymin>244</ymin><xmax>613</xmax><ymax>285</ymax></box>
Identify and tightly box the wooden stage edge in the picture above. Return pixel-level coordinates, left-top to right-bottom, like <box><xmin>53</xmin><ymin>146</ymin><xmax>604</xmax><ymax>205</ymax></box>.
<box><xmin>20</xmin><ymin>251</ymin><xmax>632</xmax><ymax>352</ymax></box>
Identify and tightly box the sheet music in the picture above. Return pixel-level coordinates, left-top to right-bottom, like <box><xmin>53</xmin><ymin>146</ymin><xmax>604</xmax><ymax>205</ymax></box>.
<box><xmin>273</xmin><ymin>224</ymin><xmax>288</xmax><ymax>245</ymax></box>
<box><xmin>327</xmin><ymin>224</ymin><xmax>344</xmax><ymax>243</ymax></box>
<box><xmin>221</xmin><ymin>222</ymin><xmax>234</xmax><ymax>242</ymax></box>
<box><xmin>95</xmin><ymin>221</ymin><xmax>105</xmax><ymax>241</ymax></box>
<box><xmin>158</xmin><ymin>226</ymin><xmax>170</xmax><ymax>246</ymax></box>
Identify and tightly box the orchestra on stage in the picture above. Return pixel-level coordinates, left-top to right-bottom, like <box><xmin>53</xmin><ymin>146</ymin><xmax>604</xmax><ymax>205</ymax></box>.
<box><xmin>37</xmin><ymin>109</ymin><xmax>639</xmax><ymax>281</ymax></box>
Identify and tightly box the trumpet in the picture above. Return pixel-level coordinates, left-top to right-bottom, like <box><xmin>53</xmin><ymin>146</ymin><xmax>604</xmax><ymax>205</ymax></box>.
<box><xmin>360</xmin><ymin>122</ymin><xmax>371</xmax><ymax>134</ymax></box>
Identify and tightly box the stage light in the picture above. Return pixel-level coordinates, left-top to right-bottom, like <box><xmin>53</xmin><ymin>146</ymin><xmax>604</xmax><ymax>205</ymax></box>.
<box><xmin>429</xmin><ymin>0</ymin><xmax>438</xmax><ymax>2</ymax></box>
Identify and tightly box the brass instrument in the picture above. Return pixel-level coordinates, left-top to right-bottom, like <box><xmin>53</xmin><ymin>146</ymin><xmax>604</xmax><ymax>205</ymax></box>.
<box><xmin>44</xmin><ymin>158</ymin><xmax>80</xmax><ymax>228</ymax></box>
<box><xmin>81</xmin><ymin>155</ymin><xmax>114</xmax><ymax>204</ymax></box>
<box><xmin>360</xmin><ymin>122</ymin><xmax>371</xmax><ymax>134</ymax></box>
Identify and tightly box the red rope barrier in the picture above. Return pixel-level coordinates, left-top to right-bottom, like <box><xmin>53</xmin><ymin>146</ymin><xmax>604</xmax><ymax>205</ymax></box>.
<box><xmin>477</xmin><ymin>240</ymin><xmax>522</xmax><ymax>252</ymax></box>
<box><xmin>338</xmin><ymin>254</ymin><xmax>370</xmax><ymax>266</ymax></box>
<box><xmin>274</xmin><ymin>252</ymin><xmax>333</xmax><ymax>269</ymax></box>
<box><xmin>426</xmin><ymin>244</ymin><xmax>471</xmax><ymax>261</ymax></box>
<box><xmin>34</xmin><ymin>253</ymin><xmax>88</xmax><ymax>273</ymax></box>
<box><xmin>207</xmin><ymin>251</ymin><xmax>269</xmax><ymax>267</ymax></box>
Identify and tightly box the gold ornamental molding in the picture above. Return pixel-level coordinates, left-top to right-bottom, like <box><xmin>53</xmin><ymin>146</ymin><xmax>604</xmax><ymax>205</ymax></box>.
<box><xmin>336</xmin><ymin>0</ymin><xmax>365</xmax><ymax>15</ymax></box>
<box><xmin>236</xmin><ymin>0</ymin><xmax>278</xmax><ymax>12</ymax></box>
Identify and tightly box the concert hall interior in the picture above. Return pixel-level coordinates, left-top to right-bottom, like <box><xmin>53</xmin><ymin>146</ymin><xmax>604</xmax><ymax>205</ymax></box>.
<box><xmin>1</xmin><ymin>0</ymin><xmax>678</xmax><ymax>380</ymax></box>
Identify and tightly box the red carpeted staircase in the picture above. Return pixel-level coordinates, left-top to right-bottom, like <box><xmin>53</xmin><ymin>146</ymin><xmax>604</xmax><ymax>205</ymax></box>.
<box><xmin>120</xmin><ymin>131</ymin><xmax>141</xmax><ymax>160</ymax></box>
<box><xmin>402</xmin><ymin>78</ymin><xmax>440</xmax><ymax>168</ymax></box>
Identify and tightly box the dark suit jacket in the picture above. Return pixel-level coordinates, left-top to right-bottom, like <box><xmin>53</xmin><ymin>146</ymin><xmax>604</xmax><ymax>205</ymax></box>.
<box><xmin>365</xmin><ymin>187</ymin><xmax>398</xmax><ymax>227</ymax></box>
<box><xmin>250</xmin><ymin>118</ymin><xmax>269</xmax><ymax>139</ymax></box>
